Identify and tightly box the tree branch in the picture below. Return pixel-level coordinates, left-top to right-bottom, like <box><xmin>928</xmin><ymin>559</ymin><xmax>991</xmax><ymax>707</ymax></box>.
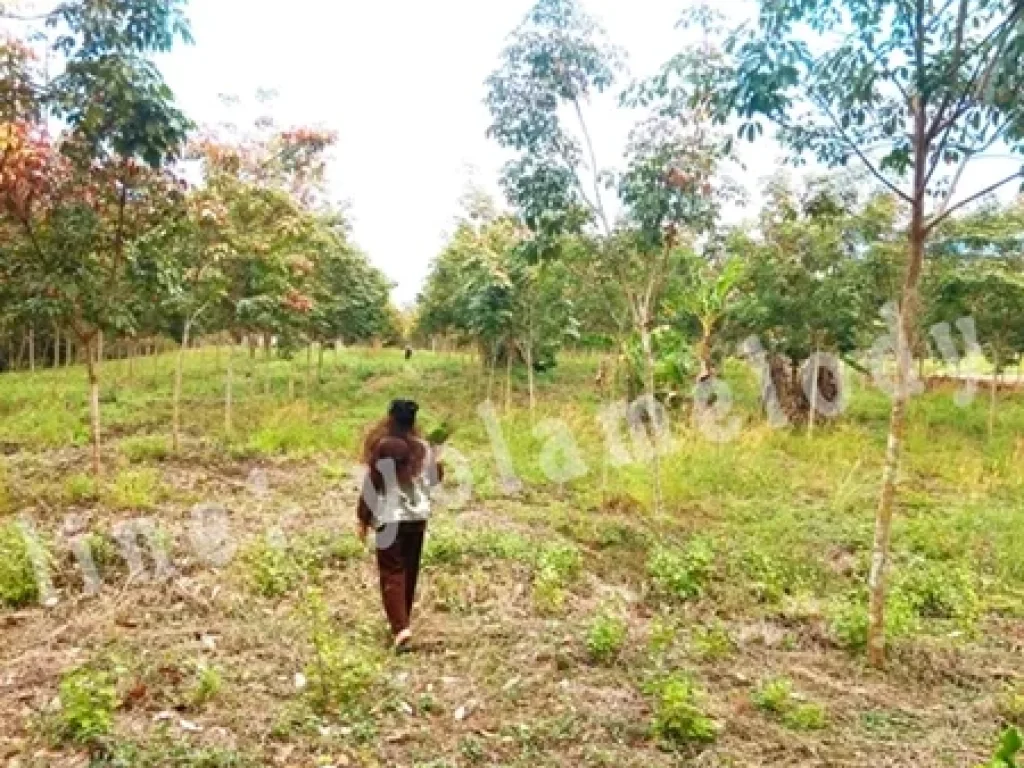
<box><xmin>927</xmin><ymin>169</ymin><xmax>1024</xmax><ymax>232</ymax></box>
<box><xmin>813</xmin><ymin>96</ymin><xmax>913</xmax><ymax>203</ymax></box>
<box><xmin>572</xmin><ymin>96</ymin><xmax>612</xmax><ymax>236</ymax></box>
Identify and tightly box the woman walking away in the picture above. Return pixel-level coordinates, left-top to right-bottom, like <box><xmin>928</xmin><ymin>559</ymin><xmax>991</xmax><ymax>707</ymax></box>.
<box><xmin>357</xmin><ymin>399</ymin><xmax>443</xmax><ymax>651</ymax></box>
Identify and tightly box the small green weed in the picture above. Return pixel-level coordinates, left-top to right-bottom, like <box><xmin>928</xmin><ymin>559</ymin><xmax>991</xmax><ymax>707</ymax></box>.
<box><xmin>302</xmin><ymin>589</ymin><xmax>381</xmax><ymax>716</ymax></box>
<box><xmin>752</xmin><ymin>676</ymin><xmax>827</xmax><ymax>731</ymax></box>
<box><xmin>0</xmin><ymin>521</ymin><xmax>40</xmax><ymax>607</ymax></box>
<box><xmin>64</xmin><ymin>472</ymin><xmax>99</xmax><ymax>504</ymax></box>
<box><xmin>828</xmin><ymin>590</ymin><xmax>918</xmax><ymax>650</ymax></box>
<box><xmin>586</xmin><ymin>612</ymin><xmax>628</xmax><ymax>665</ymax></box>
<box><xmin>104</xmin><ymin>469</ymin><xmax>161</xmax><ymax>511</ymax></box>
<box><xmin>690</xmin><ymin>622</ymin><xmax>734</xmax><ymax>662</ymax></box>
<box><xmin>56</xmin><ymin>665</ymin><xmax>118</xmax><ymax>744</ymax></box>
<box><xmin>976</xmin><ymin>727</ymin><xmax>1022</xmax><ymax>768</ymax></box>
<box><xmin>120</xmin><ymin>435</ymin><xmax>170</xmax><ymax>463</ymax></box>
<box><xmin>190</xmin><ymin>663</ymin><xmax>222</xmax><ymax>707</ymax></box>
<box><xmin>647</xmin><ymin>537</ymin><xmax>715</xmax><ymax>601</ymax></box>
<box><xmin>240</xmin><ymin>537</ymin><xmax>303</xmax><ymax>598</ymax></box>
<box><xmin>648</xmin><ymin>674</ymin><xmax>717</xmax><ymax>746</ymax></box>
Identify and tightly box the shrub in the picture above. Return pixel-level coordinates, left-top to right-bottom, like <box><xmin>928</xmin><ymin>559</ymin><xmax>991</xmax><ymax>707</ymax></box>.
<box><xmin>64</xmin><ymin>473</ymin><xmax>99</xmax><ymax>504</ymax></box>
<box><xmin>120</xmin><ymin>435</ymin><xmax>170</xmax><ymax>464</ymax></box>
<box><xmin>649</xmin><ymin>674</ymin><xmax>717</xmax><ymax>746</ymax></box>
<box><xmin>897</xmin><ymin>560</ymin><xmax>979</xmax><ymax>622</ymax></box>
<box><xmin>976</xmin><ymin>727</ymin><xmax>1022</xmax><ymax>768</ymax></box>
<box><xmin>240</xmin><ymin>537</ymin><xmax>302</xmax><ymax>598</ymax></box>
<box><xmin>647</xmin><ymin>537</ymin><xmax>715</xmax><ymax>601</ymax></box>
<box><xmin>303</xmin><ymin>589</ymin><xmax>380</xmax><ymax>716</ymax></box>
<box><xmin>532</xmin><ymin>569</ymin><xmax>568</xmax><ymax>616</ymax></box>
<box><xmin>752</xmin><ymin>676</ymin><xmax>828</xmax><ymax>731</ymax></box>
<box><xmin>0</xmin><ymin>521</ymin><xmax>40</xmax><ymax>607</ymax></box>
<box><xmin>828</xmin><ymin>591</ymin><xmax>918</xmax><ymax>650</ymax></box>
<box><xmin>690</xmin><ymin>622</ymin><xmax>734</xmax><ymax>662</ymax></box>
<box><xmin>57</xmin><ymin>666</ymin><xmax>118</xmax><ymax>744</ymax></box>
<box><xmin>586</xmin><ymin>612</ymin><xmax>628</xmax><ymax>665</ymax></box>
<box><xmin>753</xmin><ymin>677</ymin><xmax>793</xmax><ymax>714</ymax></box>
<box><xmin>0</xmin><ymin>462</ymin><xmax>11</xmax><ymax>515</ymax></box>
<box><xmin>191</xmin><ymin>663</ymin><xmax>223</xmax><ymax>707</ymax></box>
<box><xmin>784</xmin><ymin>703</ymin><xmax>828</xmax><ymax>731</ymax></box>
<box><xmin>104</xmin><ymin>469</ymin><xmax>161</xmax><ymax>511</ymax></box>
<box><xmin>535</xmin><ymin>542</ymin><xmax>583</xmax><ymax>582</ymax></box>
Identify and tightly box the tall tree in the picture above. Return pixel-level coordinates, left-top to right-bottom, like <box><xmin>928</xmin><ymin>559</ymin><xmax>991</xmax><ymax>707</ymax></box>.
<box><xmin>721</xmin><ymin>0</ymin><xmax>1024</xmax><ymax>666</ymax></box>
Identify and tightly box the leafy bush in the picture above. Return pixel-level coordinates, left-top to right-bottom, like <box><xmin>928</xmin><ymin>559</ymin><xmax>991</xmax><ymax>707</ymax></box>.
<box><xmin>648</xmin><ymin>674</ymin><xmax>717</xmax><ymax>746</ymax></box>
<box><xmin>784</xmin><ymin>703</ymin><xmax>828</xmax><ymax>731</ymax></box>
<box><xmin>752</xmin><ymin>677</ymin><xmax>793</xmax><ymax>714</ymax></box>
<box><xmin>535</xmin><ymin>542</ymin><xmax>583</xmax><ymax>581</ymax></box>
<box><xmin>976</xmin><ymin>727</ymin><xmax>1022</xmax><ymax>768</ymax></box>
<box><xmin>0</xmin><ymin>521</ymin><xmax>40</xmax><ymax>607</ymax></box>
<box><xmin>64</xmin><ymin>473</ymin><xmax>99</xmax><ymax>504</ymax></box>
<box><xmin>690</xmin><ymin>622</ymin><xmax>734</xmax><ymax>661</ymax></box>
<box><xmin>191</xmin><ymin>663</ymin><xmax>222</xmax><ymax>707</ymax></box>
<box><xmin>897</xmin><ymin>559</ymin><xmax>979</xmax><ymax>622</ymax></box>
<box><xmin>752</xmin><ymin>676</ymin><xmax>827</xmax><ymax>731</ymax></box>
<box><xmin>57</xmin><ymin>666</ymin><xmax>118</xmax><ymax>744</ymax></box>
<box><xmin>531</xmin><ymin>569</ymin><xmax>568</xmax><ymax>616</ymax></box>
<box><xmin>586</xmin><ymin>612</ymin><xmax>628</xmax><ymax>664</ymax></box>
<box><xmin>828</xmin><ymin>591</ymin><xmax>918</xmax><ymax>650</ymax></box>
<box><xmin>120</xmin><ymin>435</ymin><xmax>171</xmax><ymax>463</ymax></box>
<box><xmin>647</xmin><ymin>537</ymin><xmax>715</xmax><ymax>601</ymax></box>
<box><xmin>303</xmin><ymin>589</ymin><xmax>380</xmax><ymax>716</ymax></box>
<box><xmin>0</xmin><ymin>461</ymin><xmax>11</xmax><ymax>515</ymax></box>
<box><xmin>104</xmin><ymin>469</ymin><xmax>161</xmax><ymax>511</ymax></box>
<box><xmin>240</xmin><ymin>537</ymin><xmax>302</xmax><ymax>598</ymax></box>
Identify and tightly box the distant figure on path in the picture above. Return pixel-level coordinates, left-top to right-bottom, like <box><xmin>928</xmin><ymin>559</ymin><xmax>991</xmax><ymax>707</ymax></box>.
<box><xmin>404</xmin><ymin>345</ymin><xmax>413</xmax><ymax>361</ymax></box>
<box><xmin>357</xmin><ymin>399</ymin><xmax>443</xmax><ymax>651</ymax></box>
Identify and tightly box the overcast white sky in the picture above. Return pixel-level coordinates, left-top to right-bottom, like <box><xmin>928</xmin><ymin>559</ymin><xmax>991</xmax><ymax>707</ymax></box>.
<box><xmin>147</xmin><ymin>1</ymin><xmax>1018</xmax><ymax>304</ymax></box>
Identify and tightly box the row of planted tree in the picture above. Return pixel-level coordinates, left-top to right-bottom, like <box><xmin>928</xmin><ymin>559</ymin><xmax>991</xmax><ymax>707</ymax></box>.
<box><xmin>413</xmin><ymin>0</ymin><xmax>1024</xmax><ymax>669</ymax></box>
<box><xmin>0</xmin><ymin>2</ymin><xmax>400</xmax><ymax>473</ymax></box>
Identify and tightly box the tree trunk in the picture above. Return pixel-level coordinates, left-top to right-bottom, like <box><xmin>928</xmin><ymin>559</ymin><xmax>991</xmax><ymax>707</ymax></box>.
<box><xmin>127</xmin><ymin>339</ymin><xmax>135</xmax><ymax>383</ymax></box>
<box><xmin>305</xmin><ymin>343</ymin><xmax>313</xmax><ymax>420</ymax></box>
<box><xmin>28</xmin><ymin>327</ymin><xmax>35</xmax><ymax>372</ymax></box>
<box><xmin>808</xmin><ymin>340</ymin><xmax>820</xmax><ymax>439</ymax></box>
<box><xmin>988</xmin><ymin>352</ymin><xmax>999</xmax><ymax>441</ymax></box>
<box><xmin>526</xmin><ymin>343</ymin><xmax>536</xmax><ymax>418</ymax></box>
<box><xmin>640</xmin><ymin>318</ymin><xmax>663</xmax><ymax>515</ymax></box>
<box><xmin>225</xmin><ymin>340</ymin><xmax>235</xmax><ymax>435</ymax></box>
<box><xmin>86</xmin><ymin>337</ymin><xmax>102</xmax><ymax>477</ymax></box>
<box><xmin>867</xmin><ymin>114</ymin><xmax>928</xmax><ymax>668</ymax></box>
<box><xmin>264</xmin><ymin>332</ymin><xmax>272</xmax><ymax>360</ymax></box>
<box><xmin>53</xmin><ymin>325</ymin><xmax>61</xmax><ymax>369</ymax></box>
<box><xmin>97</xmin><ymin>330</ymin><xmax>104</xmax><ymax>366</ymax></box>
<box><xmin>317</xmin><ymin>344</ymin><xmax>324</xmax><ymax>383</ymax></box>
<box><xmin>173</xmin><ymin>320</ymin><xmax>192</xmax><ymax>452</ymax></box>
<box><xmin>505</xmin><ymin>342</ymin><xmax>512</xmax><ymax>415</ymax></box>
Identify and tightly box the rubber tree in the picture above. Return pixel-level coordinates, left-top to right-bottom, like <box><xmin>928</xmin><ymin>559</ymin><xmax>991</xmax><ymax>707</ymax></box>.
<box><xmin>720</xmin><ymin>0</ymin><xmax>1024</xmax><ymax>666</ymax></box>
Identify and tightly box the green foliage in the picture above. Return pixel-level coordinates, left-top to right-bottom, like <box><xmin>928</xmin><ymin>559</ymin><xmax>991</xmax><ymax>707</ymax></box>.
<box><xmin>103</xmin><ymin>469</ymin><xmax>161</xmax><ymax>511</ymax></box>
<box><xmin>897</xmin><ymin>559</ymin><xmax>979</xmax><ymax>623</ymax></box>
<box><xmin>0</xmin><ymin>521</ymin><xmax>40</xmax><ymax>607</ymax></box>
<box><xmin>240</xmin><ymin>537</ymin><xmax>303</xmax><ymax>598</ymax></box>
<box><xmin>190</xmin><ymin>663</ymin><xmax>222</xmax><ymax>707</ymax></box>
<box><xmin>753</xmin><ymin>677</ymin><xmax>827</xmax><ymax>730</ymax></box>
<box><xmin>57</xmin><ymin>666</ymin><xmax>118</xmax><ymax>744</ymax></box>
<box><xmin>752</xmin><ymin>677</ymin><xmax>793</xmax><ymax>715</ymax></box>
<box><xmin>647</xmin><ymin>537</ymin><xmax>715</xmax><ymax>601</ymax></box>
<box><xmin>586</xmin><ymin>612</ymin><xmax>628</xmax><ymax>664</ymax></box>
<box><xmin>690</xmin><ymin>622</ymin><xmax>734</xmax><ymax>662</ymax></box>
<box><xmin>829</xmin><ymin>591</ymin><xmax>917</xmax><ymax>650</ymax></box>
<box><xmin>64</xmin><ymin>472</ymin><xmax>99</xmax><ymax>504</ymax></box>
<box><xmin>302</xmin><ymin>589</ymin><xmax>380</xmax><ymax>716</ymax></box>
<box><xmin>648</xmin><ymin>674</ymin><xmax>717</xmax><ymax>747</ymax></box>
<box><xmin>120</xmin><ymin>435</ymin><xmax>171</xmax><ymax>463</ymax></box>
<box><xmin>977</xmin><ymin>728</ymin><xmax>1023</xmax><ymax>768</ymax></box>
<box><xmin>0</xmin><ymin>461</ymin><xmax>10</xmax><ymax>515</ymax></box>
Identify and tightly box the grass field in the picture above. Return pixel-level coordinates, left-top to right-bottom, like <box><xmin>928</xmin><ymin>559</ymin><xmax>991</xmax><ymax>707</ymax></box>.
<box><xmin>1</xmin><ymin>347</ymin><xmax>1023</xmax><ymax>767</ymax></box>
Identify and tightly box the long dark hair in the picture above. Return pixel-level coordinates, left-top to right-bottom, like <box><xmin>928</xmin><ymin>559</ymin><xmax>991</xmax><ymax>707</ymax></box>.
<box><xmin>362</xmin><ymin>400</ymin><xmax>425</xmax><ymax>480</ymax></box>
